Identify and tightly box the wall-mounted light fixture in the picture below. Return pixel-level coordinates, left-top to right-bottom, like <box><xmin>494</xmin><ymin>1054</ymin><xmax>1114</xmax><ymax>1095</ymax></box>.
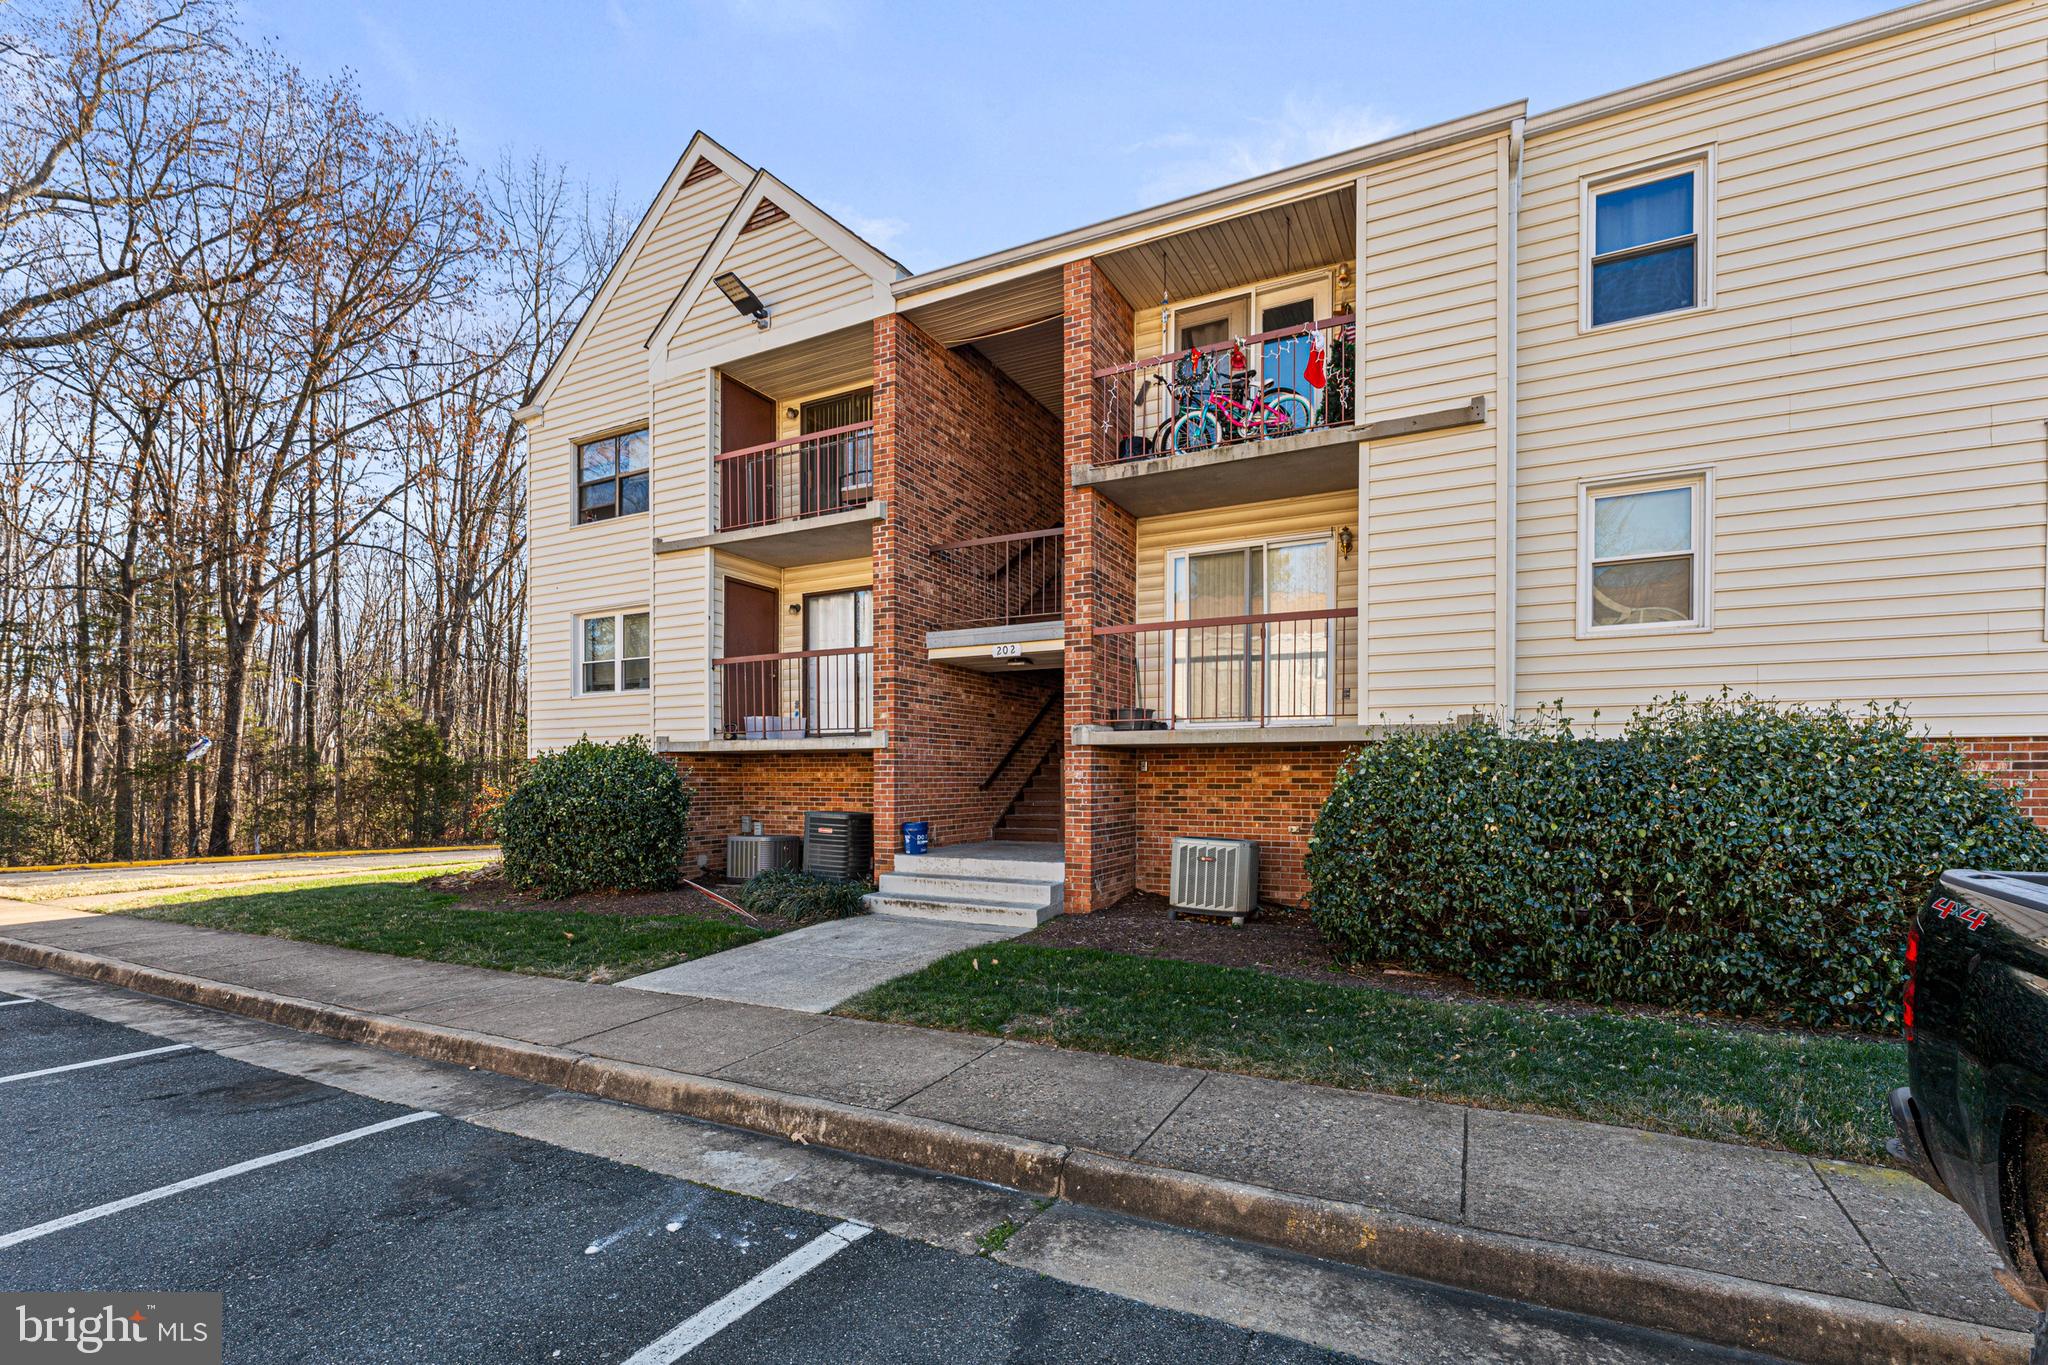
<box><xmin>1337</xmin><ymin>526</ymin><xmax>1356</xmax><ymax>559</ymax></box>
<box><xmin>787</xmin><ymin>602</ymin><xmax>802</xmax><ymax>615</ymax></box>
<box><xmin>714</xmin><ymin>271</ymin><xmax>770</xmax><ymax>328</ymax></box>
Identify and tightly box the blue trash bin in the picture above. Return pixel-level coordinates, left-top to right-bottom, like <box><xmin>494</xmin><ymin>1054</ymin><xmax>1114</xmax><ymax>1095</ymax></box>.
<box><xmin>901</xmin><ymin>820</ymin><xmax>929</xmax><ymax>855</ymax></box>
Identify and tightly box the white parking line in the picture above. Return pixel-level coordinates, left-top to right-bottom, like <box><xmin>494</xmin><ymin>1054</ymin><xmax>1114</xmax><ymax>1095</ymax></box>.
<box><xmin>621</xmin><ymin>1220</ymin><xmax>873</xmax><ymax>1362</ymax></box>
<box><xmin>0</xmin><ymin>1111</ymin><xmax>438</xmax><ymax>1251</ymax></box>
<box><xmin>0</xmin><ymin>998</ymin><xmax>34</xmax><ymax>1008</ymax></box>
<box><xmin>0</xmin><ymin>1043</ymin><xmax>192</xmax><ymax>1086</ymax></box>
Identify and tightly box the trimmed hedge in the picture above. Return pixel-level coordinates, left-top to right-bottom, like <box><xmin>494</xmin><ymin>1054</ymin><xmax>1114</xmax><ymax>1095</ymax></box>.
<box><xmin>496</xmin><ymin>737</ymin><xmax>691</xmax><ymax>898</ymax></box>
<box><xmin>1306</xmin><ymin>695</ymin><xmax>2048</xmax><ymax>1030</ymax></box>
<box><xmin>737</xmin><ymin>868</ymin><xmax>872</xmax><ymax>925</ymax></box>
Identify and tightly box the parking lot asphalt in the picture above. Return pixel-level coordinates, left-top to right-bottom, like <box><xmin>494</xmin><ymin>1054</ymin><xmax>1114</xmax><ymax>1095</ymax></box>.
<box><xmin>0</xmin><ymin>975</ymin><xmax>1779</xmax><ymax>1363</ymax></box>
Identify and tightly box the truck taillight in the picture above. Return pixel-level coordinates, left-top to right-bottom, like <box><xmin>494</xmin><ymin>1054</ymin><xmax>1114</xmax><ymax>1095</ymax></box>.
<box><xmin>1903</xmin><ymin>925</ymin><xmax>1919</xmax><ymax>1040</ymax></box>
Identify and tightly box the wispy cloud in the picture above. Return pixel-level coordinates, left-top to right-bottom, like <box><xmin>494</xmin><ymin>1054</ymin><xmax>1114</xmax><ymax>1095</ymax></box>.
<box><xmin>1131</xmin><ymin>98</ymin><xmax>1406</xmax><ymax>203</ymax></box>
<box><xmin>822</xmin><ymin>201</ymin><xmax>910</xmax><ymax>256</ymax></box>
<box><xmin>604</xmin><ymin>0</ymin><xmax>637</xmax><ymax>41</ymax></box>
<box><xmin>355</xmin><ymin>10</ymin><xmax>421</xmax><ymax>101</ymax></box>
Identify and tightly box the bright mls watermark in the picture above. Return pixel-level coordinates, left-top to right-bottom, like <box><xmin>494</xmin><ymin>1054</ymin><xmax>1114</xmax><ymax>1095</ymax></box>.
<box><xmin>3</xmin><ymin>1294</ymin><xmax>219</xmax><ymax>1364</ymax></box>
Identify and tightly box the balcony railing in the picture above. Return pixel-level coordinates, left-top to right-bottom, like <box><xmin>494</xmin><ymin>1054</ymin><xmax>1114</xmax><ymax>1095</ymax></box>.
<box><xmin>1093</xmin><ymin>608</ymin><xmax>1356</xmax><ymax>729</ymax></box>
<box><xmin>1092</xmin><ymin>316</ymin><xmax>1355</xmax><ymax>466</ymax></box>
<box><xmin>932</xmin><ymin>528</ymin><xmax>1063</xmax><ymax>630</ymax></box>
<box><xmin>717</xmin><ymin>421</ymin><xmax>875</xmax><ymax>532</ymax></box>
<box><xmin>715</xmin><ymin>646</ymin><xmax>874</xmax><ymax>740</ymax></box>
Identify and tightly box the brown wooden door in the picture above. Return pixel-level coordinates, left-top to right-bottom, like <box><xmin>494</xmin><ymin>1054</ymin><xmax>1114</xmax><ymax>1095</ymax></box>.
<box><xmin>722</xmin><ymin>579</ymin><xmax>779</xmax><ymax>736</ymax></box>
<box><xmin>720</xmin><ymin>376</ymin><xmax>777</xmax><ymax>530</ymax></box>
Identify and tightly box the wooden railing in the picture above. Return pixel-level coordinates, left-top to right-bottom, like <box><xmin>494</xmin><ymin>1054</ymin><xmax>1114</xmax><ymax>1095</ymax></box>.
<box><xmin>714</xmin><ymin>645</ymin><xmax>874</xmax><ymax>739</ymax></box>
<box><xmin>717</xmin><ymin>420</ymin><xmax>875</xmax><ymax>532</ymax></box>
<box><xmin>1091</xmin><ymin>316</ymin><xmax>1355</xmax><ymax>465</ymax></box>
<box><xmin>932</xmin><ymin>527</ymin><xmax>1063</xmax><ymax>629</ymax></box>
<box><xmin>1092</xmin><ymin>608</ymin><xmax>1356</xmax><ymax>729</ymax></box>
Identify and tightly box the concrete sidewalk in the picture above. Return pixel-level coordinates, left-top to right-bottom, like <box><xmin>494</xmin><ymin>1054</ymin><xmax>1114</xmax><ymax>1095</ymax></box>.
<box><xmin>0</xmin><ymin>912</ymin><xmax>2026</xmax><ymax>1364</ymax></box>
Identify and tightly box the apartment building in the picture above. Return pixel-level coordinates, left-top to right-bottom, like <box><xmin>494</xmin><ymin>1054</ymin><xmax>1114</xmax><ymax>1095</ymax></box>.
<box><xmin>518</xmin><ymin>0</ymin><xmax>2048</xmax><ymax>916</ymax></box>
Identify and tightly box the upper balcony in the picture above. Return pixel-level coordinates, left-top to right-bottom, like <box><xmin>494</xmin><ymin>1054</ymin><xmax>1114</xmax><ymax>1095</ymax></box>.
<box><xmin>714</xmin><ymin>420</ymin><xmax>877</xmax><ymax>561</ymax></box>
<box><xmin>1079</xmin><ymin>314</ymin><xmax>1358</xmax><ymax>517</ymax></box>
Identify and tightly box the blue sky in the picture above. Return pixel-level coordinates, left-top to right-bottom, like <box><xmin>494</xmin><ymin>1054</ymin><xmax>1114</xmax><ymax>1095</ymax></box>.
<box><xmin>245</xmin><ymin>0</ymin><xmax>1888</xmax><ymax>273</ymax></box>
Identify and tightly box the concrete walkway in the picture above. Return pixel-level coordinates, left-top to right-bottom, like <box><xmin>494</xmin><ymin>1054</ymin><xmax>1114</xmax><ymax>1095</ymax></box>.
<box><xmin>621</xmin><ymin>914</ymin><xmax>1024</xmax><ymax>1011</ymax></box>
<box><xmin>0</xmin><ymin>912</ymin><xmax>2026</xmax><ymax>1363</ymax></box>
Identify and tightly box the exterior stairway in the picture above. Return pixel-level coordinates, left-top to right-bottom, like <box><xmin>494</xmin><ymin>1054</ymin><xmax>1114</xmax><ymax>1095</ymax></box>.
<box><xmin>864</xmin><ymin>842</ymin><xmax>1064</xmax><ymax>929</ymax></box>
<box><xmin>992</xmin><ymin>742</ymin><xmax>1062</xmax><ymax>843</ymax></box>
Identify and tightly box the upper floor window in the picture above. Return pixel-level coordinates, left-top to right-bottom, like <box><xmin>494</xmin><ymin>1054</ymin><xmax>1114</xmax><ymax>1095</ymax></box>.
<box><xmin>580</xmin><ymin>611</ymin><xmax>650</xmax><ymax>693</ymax></box>
<box><xmin>1581</xmin><ymin>472</ymin><xmax>1710</xmax><ymax>634</ymax></box>
<box><xmin>1586</xmin><ymin>159</ymin><xmax>1708</xmax><ymax>328</ymax></box>
<box><xmin>577</xmin><ymin>429</ymin><xmax>648</xmax><ymax>523</ymax></box>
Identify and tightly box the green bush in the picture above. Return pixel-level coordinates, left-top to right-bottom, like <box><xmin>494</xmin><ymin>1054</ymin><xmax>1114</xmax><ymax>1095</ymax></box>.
<box><xmin>737</xmin><ymin>867</ymin><xmax>872</xmax><ymax>925</ymax></box>
<box><xmin>1306</xmin><ymin>694</ymin><xmax>2048</xmax><ymax>1030</ymax></box>
<box><xmin>497</xmin><ymin>737</ymin><xmax>691</xmax><ymax>898</ymax></box>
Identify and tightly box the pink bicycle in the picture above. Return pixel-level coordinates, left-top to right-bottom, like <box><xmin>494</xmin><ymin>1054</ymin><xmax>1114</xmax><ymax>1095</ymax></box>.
<box><xmin>1166</xmin><ymin>351</ymin><xmax>1313</xmax><ymax>451</ymax></box>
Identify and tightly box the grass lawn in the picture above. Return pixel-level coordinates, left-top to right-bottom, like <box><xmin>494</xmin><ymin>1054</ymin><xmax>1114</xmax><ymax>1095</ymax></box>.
<box><xmin>839</xmin><ymin>943</ymin><xmax>1905</xmax><ymax>1163</ymax></box>
<box><xmin>123</xmin><ymin>869</ymin><xmax>768</xmax><ymax>982</ymax></box>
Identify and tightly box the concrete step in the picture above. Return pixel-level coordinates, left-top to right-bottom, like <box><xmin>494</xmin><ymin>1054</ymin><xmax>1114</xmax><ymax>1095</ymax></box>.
<box><xmin>893</xmin><ymin>847</ymin><xmax>1065</xmax><ymax>882</ymax></box>
<box><xmin>863</xmin><ymin>891</ymin><xmax>1061</xmax><ymax>929</ymax></box>
<box><xmin>877</xmin><ymin>871</ymin><xmax>1060</xmax><ymax>909</ymax></box>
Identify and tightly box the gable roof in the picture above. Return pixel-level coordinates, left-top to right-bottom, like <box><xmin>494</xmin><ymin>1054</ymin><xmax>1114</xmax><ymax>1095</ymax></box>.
<box><xmin>516</xmin><ymin>132</ymin><xmax>752</xmax><ymax>422</ymax></box>
<box><xmin>645</xmin><ymin>167</ymin><xmax>908</xmax><ymax>359</ymax></box>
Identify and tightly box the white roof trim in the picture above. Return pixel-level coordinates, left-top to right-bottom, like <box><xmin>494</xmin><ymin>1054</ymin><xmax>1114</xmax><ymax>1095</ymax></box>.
<box><xmin>892</xmin><ymin>102</ymin><xmax>1526</xmax><ymax>302</ymax></box>
<box><xmin>645</xmin><ymin>168</ymin><xmax>906</xmax><ymax>360</ymax></box>
<box><xmin>1529</xmin><ymin>0</ymin><xmax>2013</xmax><ymax>134</ymax></box>
<box><xmin>524</xmin><ymin>132</ymin><xmax>752</xmax><ymax>415</ymax></box>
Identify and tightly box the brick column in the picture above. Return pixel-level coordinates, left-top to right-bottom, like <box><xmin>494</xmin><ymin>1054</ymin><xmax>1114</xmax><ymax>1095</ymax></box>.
<box><xmin>874</xmin><ymin>312</ymin><xmax>1067</xmax><ymax>875</ymax></box>
<box><xmin>1062</xmin><ymin>259</ymin><xmax>1138</xmax><ymax>912</ymax></box>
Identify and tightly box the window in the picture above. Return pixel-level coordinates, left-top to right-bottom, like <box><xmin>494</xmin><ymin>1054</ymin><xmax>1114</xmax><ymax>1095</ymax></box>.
<box><xmin>1581</xmin><ymin>474</ymin><xmax>1709</xmax><ymax>633</ymax></box>
<box><xmin>577</xmin><ymin>429</ymin><xmax>648</xmax><ymax>523</ymax></box>
<box><xmin>1168</xmin><ymin>535</ymin><xmax>1335</xmax><ymax>725</ymax></box>
<box><xmin>1586</xmin><ymin>159</ymin><xmax>1707</xmax><ymax>328</ymax></box>
<box><xmin>580</xmin><ymin>611</ymin><xmax>650</xmax><ymax>692</ymax></box>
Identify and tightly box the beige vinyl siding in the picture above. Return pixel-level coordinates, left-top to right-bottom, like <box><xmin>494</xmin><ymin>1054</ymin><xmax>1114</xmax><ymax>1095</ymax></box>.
<box><xmin>667</xmin><ymin>215</ymin><xmax>879</xmax><ymax>362</ymax></box>
<box><xmin>1515</xmin><ymin>0</ymin><xmax>2048</xmax><ymax>733</ymax></box>
<box><xmin>1357</xmin><ymin>133</ymin><xmax>1507</xmax><ymax>722</ymax></box>
<box><xmin>1132</xmin><ymin>492</ymin><xmax>1361</xmax><ymax>721</ymax></box>
<box><xmin>652</xmin><ymin>370</ymin><xmax>713</xmax><ymax>539</ymax></box>
<box><xmin>652</xmin><ymin>549</ymin><xmax>712</xmax><ymax>744</ymax></box>
<box><xmin>527</xmin><ymin>165</ymin><xmax>744</xmax><ymax>754</ymax></box>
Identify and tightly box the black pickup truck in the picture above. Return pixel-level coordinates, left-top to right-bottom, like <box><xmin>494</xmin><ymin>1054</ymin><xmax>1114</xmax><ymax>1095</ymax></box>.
<box><xmin>1892</xmin><ymin>869</ymin><xmax>2048</xmax><ymax>1323</ymax></box>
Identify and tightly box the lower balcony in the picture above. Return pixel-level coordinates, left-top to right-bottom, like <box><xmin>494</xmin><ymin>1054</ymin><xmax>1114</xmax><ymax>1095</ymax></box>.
<box><xmin>694</xmin><ymin>646</ymin><xmax>882</xmax><ymax>752</ymax></box>
<box><xmin>1076</xmin><ymin>608</ymin><xmax>1378</xmax><ymax>746</ymax></box>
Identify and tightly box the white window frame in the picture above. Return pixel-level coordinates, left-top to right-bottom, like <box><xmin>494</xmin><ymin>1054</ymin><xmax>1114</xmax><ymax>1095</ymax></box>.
<box><xmin>1165</xmin><ymin>531</ymin><xmax>1340</xmax><ymax>727</ymax></box>
<box><xmin>575</xmin><ymin>609</ymin><xmax>651</xmax><ymax>695</ymax></box>
<box><xmin>1579</xmin><ymin>149</ymin><xmax>1715</xmax><ymax>334</ymax></box>
<box><xmin>1577</xmin><ymin>469</ymin><xmax>1714</xmax><ymax>639</ymax></box>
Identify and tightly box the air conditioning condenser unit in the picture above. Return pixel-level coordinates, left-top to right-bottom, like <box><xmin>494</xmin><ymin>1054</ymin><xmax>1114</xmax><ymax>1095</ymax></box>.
<box><xmin>1169</xmin><ymin>836</ymin><xmax>1258</xmax><ymax>924</ymax></box>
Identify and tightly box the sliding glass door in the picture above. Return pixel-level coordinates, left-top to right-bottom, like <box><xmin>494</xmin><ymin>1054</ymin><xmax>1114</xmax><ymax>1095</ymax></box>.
<box><xmin>803</xmin><ymin>588</ymin><xmax>872</xmax><ymax>736</ymax></box>
<box><xmin>1170</xmin><ymin>538</ymin><xmax>1333</xmax><ymax>725</ymax></box>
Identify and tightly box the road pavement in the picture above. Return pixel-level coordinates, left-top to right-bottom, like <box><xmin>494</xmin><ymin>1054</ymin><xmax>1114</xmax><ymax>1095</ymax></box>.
<box><xmin>0</xmin><ymin>967</ymin><xmax>1775</xmax><ymax>1363</ymax></box>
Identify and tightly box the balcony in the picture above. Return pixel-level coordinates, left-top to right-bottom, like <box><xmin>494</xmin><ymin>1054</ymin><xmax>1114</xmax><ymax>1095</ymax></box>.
<box><xmin>671</xmin><ymin>421</ymin><xmax>883</xmax><ymax>566</ymax></box>
<box><xmin>927</xmin><ymin>528</ymin><xmax>1065</xmax><ymax>673</ymax></box>
<box><xmin>712</xmin><ymin>646</ymin><xmax>878</xmax><ymax>748</ymax></box>
<box><xmin>1077</xmin><ymin>316</ymin><xmax>1359</xmax><ymax>517</ymax></box>
<box><xmin>1076</xmin><ymin>608</ymin><xmax>1374</xmax><ymax>746</ymax></box>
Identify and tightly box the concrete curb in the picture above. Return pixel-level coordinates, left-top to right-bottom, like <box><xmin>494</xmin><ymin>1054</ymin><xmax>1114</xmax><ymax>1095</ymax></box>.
<box><xmin>1</xmin><ymin>936</ymin><xmax>2026</xmax><ymax>1365</ymax></box>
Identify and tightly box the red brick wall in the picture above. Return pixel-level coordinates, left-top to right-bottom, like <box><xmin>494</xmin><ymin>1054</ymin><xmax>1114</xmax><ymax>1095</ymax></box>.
<box><xmin>664</xmin><ymin>751</ymin><xmax>873</xmax><ymax>875</ymax></box>
<box><xmin>1061</xmin><ymin>258</ymin><xmax>1139</xmax><ymax>913</ymax></box>
<box><xmin>1134</xmin><ymin>744</ymin><xmax>1351</xmax><ymax>907</ymax></box>
<box><xmin>1955</xmin><ymin>737</ymin><xmax>2048</xmax><ymax>827</ymax></box>
<box><xmin>872</xmin><ymin>313</ymin><xmax>1065</xmax><ymax>869</ymax></box>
